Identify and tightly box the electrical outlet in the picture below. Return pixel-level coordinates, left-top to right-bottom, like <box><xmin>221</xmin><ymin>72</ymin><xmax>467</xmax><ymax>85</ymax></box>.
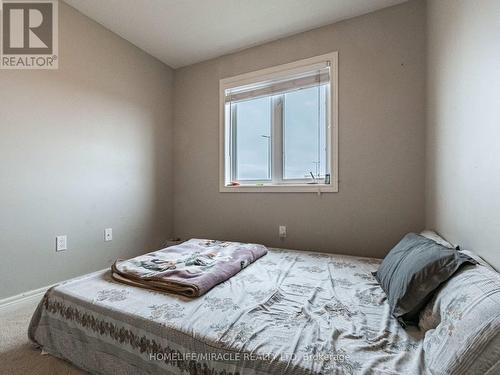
<box><xmin>279</xmin><ymin>225</ymin><xmax>287</xmax><ymax>238</ymax></box>
<box><xmin>56</xmin><ymin>235</ymin><xmax>67</xmax><ymax>252</ymax></box>
<box><xmin>104</xmin><ymin>228</ymin><xmax>113</xmax><ymax>242</ymax></box>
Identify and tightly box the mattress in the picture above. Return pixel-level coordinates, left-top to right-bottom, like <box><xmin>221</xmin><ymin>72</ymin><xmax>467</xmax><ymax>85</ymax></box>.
<box><xmin>29</xmin><ymin>248</ymin><xmax>425</xmax><ymax>374</ymax></box>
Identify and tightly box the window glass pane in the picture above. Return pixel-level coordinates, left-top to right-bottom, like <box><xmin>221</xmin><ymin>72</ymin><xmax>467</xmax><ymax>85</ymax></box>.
<box><xmin>234</xmin><ymin>97</ymin><xmax>272</xmax><ymax>180</ymax></box>
<box><xmin>283</xmin><ymin>86</ymin><xmax>327</xmax><ymax>179</ymax></box>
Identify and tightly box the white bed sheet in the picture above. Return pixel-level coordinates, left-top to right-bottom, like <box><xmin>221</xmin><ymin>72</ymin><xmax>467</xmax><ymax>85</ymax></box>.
<box><xmin>29</xmin><ymin>248</ymin><xmax>425</xmax><ymax>374</ymax></box>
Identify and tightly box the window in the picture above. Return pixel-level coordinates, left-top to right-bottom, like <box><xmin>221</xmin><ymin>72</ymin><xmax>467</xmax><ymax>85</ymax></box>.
<box><xmin>220</xmin><ymin>52</ymin><xmax>338</xmax><ymax>192</ymax></box>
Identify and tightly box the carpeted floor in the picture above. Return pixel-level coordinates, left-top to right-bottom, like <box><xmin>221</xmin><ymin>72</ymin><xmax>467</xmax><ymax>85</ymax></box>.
<box><xmin>0</xmin><ymin>297</ymin><xmax>85</xmax><ymax>374</ymax></box>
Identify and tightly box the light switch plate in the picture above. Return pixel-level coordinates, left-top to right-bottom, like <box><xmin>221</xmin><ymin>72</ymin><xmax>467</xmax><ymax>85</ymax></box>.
<box><xmin>279</xmin><ymin>225</ymin><xmax>287</xmax><ymax>238</ymax></box>
<box><xmin>104</xmin><ymin>228</ymin><xmax>113</xmax><ymax>242</ymax></box>
<box><xmin>56</xmin><ymin>235</ymin><xmax>67</xmax><ymax>252</ymax></box>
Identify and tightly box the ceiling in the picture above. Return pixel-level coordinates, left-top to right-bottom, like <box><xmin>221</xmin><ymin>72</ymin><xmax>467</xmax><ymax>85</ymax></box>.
<box><xmin>64</xmin><ymin>0</ymin><xmax>407</xmax><ymax>68</ymax></box>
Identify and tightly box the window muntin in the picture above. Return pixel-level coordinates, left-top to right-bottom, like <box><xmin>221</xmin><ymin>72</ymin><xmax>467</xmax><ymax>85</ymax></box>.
<box><xmin>220</xmin><ymin>53</ymin><xmax>338</xmax><ymax>192</ymax></box>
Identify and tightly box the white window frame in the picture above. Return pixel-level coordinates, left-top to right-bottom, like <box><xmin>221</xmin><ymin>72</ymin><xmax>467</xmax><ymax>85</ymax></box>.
<box><xmin>219</xmin><ymin>52</ymin><xmax>339</xmax><ymax>193</ymax></box>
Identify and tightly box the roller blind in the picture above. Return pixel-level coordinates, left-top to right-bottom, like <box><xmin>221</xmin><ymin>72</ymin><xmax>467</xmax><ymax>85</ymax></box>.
<box><xmin>225</xmin><ymin>63</ymin><xmax>330</xmax><ymax>104</ymax></box>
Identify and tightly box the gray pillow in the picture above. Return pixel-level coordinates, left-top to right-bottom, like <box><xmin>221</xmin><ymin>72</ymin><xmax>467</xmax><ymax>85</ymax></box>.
<box><xmin>374</xmin><ymin>233</ymin><xmax>477</xmax><ymax>326</ymax></box>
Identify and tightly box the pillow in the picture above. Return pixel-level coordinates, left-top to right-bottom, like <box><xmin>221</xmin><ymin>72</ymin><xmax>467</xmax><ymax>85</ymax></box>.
<box><xmin>420</xmin><ymin>229</ymin><xmax>496</xmax><ymax>270</ymax></box>
<box><xmin>419</xmin><ymin>229</ymin><xmax>455</xmax><ymax>248</ymax></box>
<box><xmin>374</xmin><ymin>233</ymin><xmax>477</xmax><ymax>326</ymax></box>
<box><xmin>420</xmin><ymin>265</ymin><xmax>500</xmax><ymax>374</ymax></box>
<box><xmin>459</xmin><ymin>249</ymin><xmax>496</xmax><ymax>271</ymax></box>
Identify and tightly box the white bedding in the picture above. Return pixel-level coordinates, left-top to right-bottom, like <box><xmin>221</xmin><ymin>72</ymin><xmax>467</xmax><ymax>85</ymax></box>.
<box><xmin>29</xmin><ymin>248</ymin><xmax>428</xmax><ymax>374</ymax></box>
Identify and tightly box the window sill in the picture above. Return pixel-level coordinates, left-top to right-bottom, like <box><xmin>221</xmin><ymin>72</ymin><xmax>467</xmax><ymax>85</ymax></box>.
<box><xmin>219</xmin><ymin>183</ymin><xmax>338</xmax><ymax>193</ymax></box>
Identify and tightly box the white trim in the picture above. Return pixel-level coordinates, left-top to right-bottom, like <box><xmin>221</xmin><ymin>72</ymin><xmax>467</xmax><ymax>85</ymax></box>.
<box><xmin>330</xmin><ymin>52</ymin><xmax>339</xmax><ymax>192</ymax></box>
<box><xmin>220</xmin><ymin>184</ymin><xmax>336</xmax><ymax>193</ymax></box>
<box><xmin>0</xmin><ymin>268</ymin><xmax>111</xmax><ymax>310</ymax></box>
<box><xmin>219</xmin><ymin>51</ymin><xmax>339</xmax><ymax>193</ymax></box>
<box><xmin>0</xmin><ymin>284</ymin><xmax>52</xmax><ymax>310</ymax></box>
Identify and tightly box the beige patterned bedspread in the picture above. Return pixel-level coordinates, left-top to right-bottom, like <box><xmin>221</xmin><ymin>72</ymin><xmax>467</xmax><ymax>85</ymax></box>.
<box><xmin>29</xmin><ymin>248</ymin><xmax>425</xmax><ymax>374</ymax></box>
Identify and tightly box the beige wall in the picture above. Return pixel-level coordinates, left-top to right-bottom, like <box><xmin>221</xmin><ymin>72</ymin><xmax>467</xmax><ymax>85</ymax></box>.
<box><xmin>0</xmin><ymin>3</ymin><xmax>174</xmax><ymax>299</ymax></box>
<box><xmin>173</xmin><ymin>0</ymin><xmax>426</xmax><ymax>258</ymax></box>
<box><xmin>426</xmin><ymin>0</ymin><xmax>500</xmax><ymax>269</ymax></box>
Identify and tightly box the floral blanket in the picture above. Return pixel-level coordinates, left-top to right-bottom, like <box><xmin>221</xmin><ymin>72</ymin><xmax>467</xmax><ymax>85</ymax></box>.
<box><xmin>111</xmin><ymin>239</ymin><xmax>268</xmax><ymax>297</ymax></box>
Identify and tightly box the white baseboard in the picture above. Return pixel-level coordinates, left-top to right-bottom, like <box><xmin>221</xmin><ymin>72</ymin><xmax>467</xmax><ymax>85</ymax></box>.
<box><xmin>0</xmin><ymin>268</ymin><xmax>109</xmax><ymax>310</ymax></box>
<box><xmin>0</xmin><ymin>284</ymin><xmax>52</xmax><ymax>309</ymax></box>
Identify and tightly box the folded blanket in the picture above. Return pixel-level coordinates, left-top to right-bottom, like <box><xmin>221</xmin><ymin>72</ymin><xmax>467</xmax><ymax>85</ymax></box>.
<box><xmin>111</xmin><ymin>239</ymin><xmax>268</xmax><ymax>297</ymax></box>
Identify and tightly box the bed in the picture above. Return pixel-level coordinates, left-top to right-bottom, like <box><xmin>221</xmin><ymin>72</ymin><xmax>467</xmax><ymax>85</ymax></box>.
<box><xmin>28</xmin><ymin>246</ymin><xmax>499</xmax><ymax>374</ymax></box>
